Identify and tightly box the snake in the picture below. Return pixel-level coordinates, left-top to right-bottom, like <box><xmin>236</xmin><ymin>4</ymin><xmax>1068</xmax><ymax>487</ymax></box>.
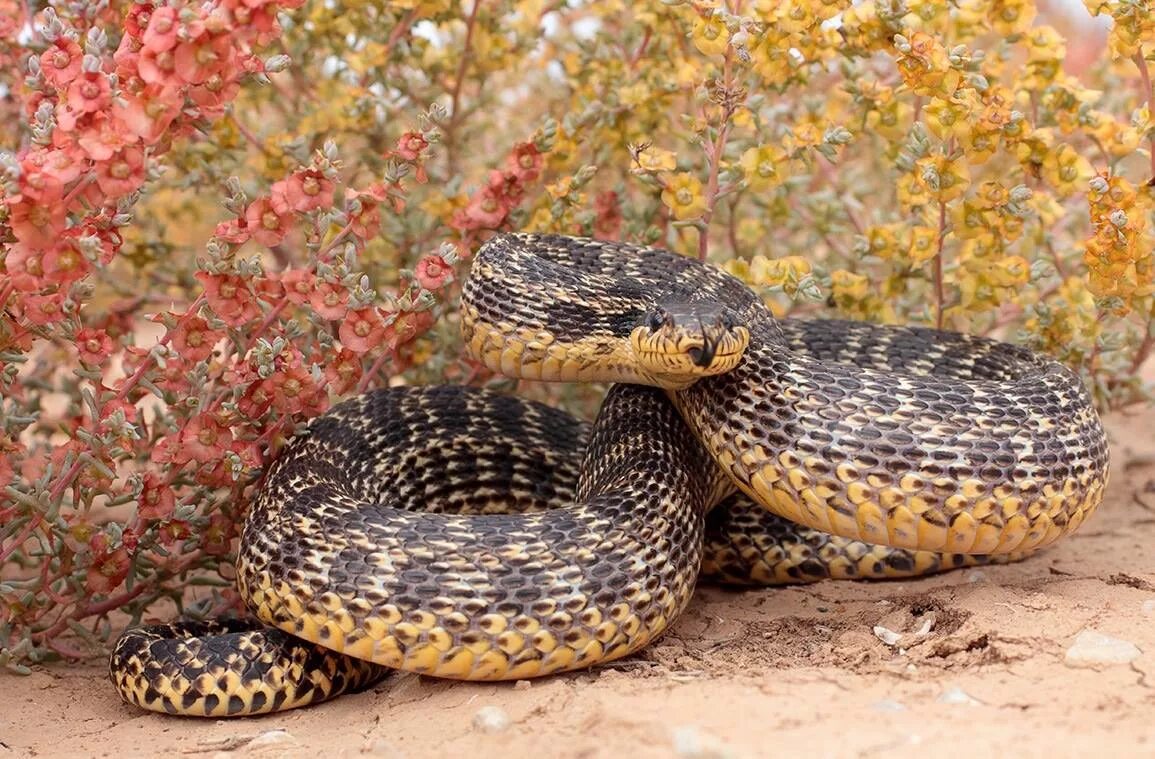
<box><xmin>109</xmin><ymin>233</ymin><xmax>1110</xmax><ymax>717</ymax></box>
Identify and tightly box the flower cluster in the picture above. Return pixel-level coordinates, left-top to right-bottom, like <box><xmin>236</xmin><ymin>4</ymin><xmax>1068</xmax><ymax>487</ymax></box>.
<box><xmin>2</xmin><ymin>0</ymin><xmax>1155</xmax><ymax>669</ymax></box>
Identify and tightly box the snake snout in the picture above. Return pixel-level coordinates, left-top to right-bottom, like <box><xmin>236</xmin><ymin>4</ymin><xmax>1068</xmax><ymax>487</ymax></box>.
<box><xmin>687</xmin><ymin>341</ymin><xmax>717</xmax><ymax>368</ymax></box>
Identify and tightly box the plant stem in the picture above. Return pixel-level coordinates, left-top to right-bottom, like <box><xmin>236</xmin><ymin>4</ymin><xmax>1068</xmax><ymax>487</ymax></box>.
<box><xmin>444</xmin><ymin>0</ymin><xmax>483</xmax><ymax>177</ymax></box>
<box><xmin>1133</xmin><ymin>48</ymin><xmax>1155</xmax><ymax>184</ymax></box>
<box><xmin>934</xmin><ymin>197</ymin><xmax>947</xmax><ymax>330</ymax></box>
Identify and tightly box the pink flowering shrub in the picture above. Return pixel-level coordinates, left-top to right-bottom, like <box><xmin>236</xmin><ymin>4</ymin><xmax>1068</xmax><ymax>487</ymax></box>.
<box><xmin>1</xmin><ymin>2</ymin><xmax>1154</xmax><ymax>669</ymax></box>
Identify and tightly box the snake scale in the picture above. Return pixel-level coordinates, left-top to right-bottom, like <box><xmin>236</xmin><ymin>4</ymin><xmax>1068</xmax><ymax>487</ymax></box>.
<box><xmin>109</xmin><ymin>233</ymin><xmax>1109</xmax><ymax>716</ymax></box>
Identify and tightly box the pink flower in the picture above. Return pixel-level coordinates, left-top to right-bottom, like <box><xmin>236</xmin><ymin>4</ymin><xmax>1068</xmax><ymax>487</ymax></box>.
<box><xmin>42</xmin><ymin>242</ymin><xmax>92</xmax><ymax>286</ymax></box>
<box><xmin>174</xmin><ymin>34</ymin><xmax>235</xmax><ymax>85</ymax></box>
<box><xmin>75</xmin><ymin>328</ymin><xmax>114</xmax><ymax>366</ymax></box>
<box><xmin>175</xmin><ymin>413</ymin><xmax>233</xmax><ymax>465</ymax></box>
<box><xmin>280</xmin><ymin>269</ymin><xmax>316</xmax><ymax>304</ymax></box>
<box><xmin>95</xmin><ymin>147</ymin><xmax>147</xmax><ymax>197</ymax></box>
<box><xmin>194</xmin><ymin>272</ymin><xmax>262</xmax><ymax>327</ymax></box>
<box><xmin>85</xmin><ymin>533</ymin><xmax>130</xmax><ymax>595</ymax></box>
<box><xmin>4</xmin><ymin>243</ymin><xmax>46</xmax><ymax>283</ymax></box>
<box><xmin>383</xmin><ymin>310</ymin><xmax>434</xmax><ymax>350</ymax></box>
<box><xmin>8</xmin><ymin>198</ymin><xmax>66</xmax><ymax>246</ymax></box>
<box><xmin>414</xmin><ymin>254</ymin><xmax>453</xmax><ymax>290</ymax></box>
<box><xmin>309</xmin><ymin>280</ymin><xmax>349</xmax><ymax>320</ymax></box>
<box><xmin>339</xmin><ymin>307</ymin><xmax>386</xmax><ymax>353</ymax></box>
<box><xmin>506</xmin><ymin>142</ymin><xmax>544</xmax><ymax>182</ymax></box>
<box><xmin>112</xmin><ymin>84</ymin><xmax>183</xmax><ymax>144</ymax></box>
<box><xmin>124</xmin><ymin>3</ymin><xmax>157</xmax><ymax>38</ymax></box>
<box><xmin>142</xmin><ymin>6</ymin><xmax>179</xmax><ymax>53</ymax></box>
<box><xmin>454</xmin><ymin>187</ymin><xmax>508</xmax><ymax>230</ymax></box>
<box><xmin>322</xmin><ymin>348</ymin><xmax>362</xmax><ymax>394</ymax></box>
<box><xmin>214</xmin><ymin>215</ymin><xmax>251</xmax><ymax>244</ymax></box>
<box><xmin>76</xmin><ymin>112</ymin><xmax>134</xmax><ymax>161</ymax></box>
<box><xmin>187</xmin><ymin>73</ymin><xmax>241</xmax><ymax>117</ymax></box>
<box><xmin>245</xmin><ymin>197</ymin><xmax>291</xmax><ymax>246</ymax></box>
<box><xmin>170</xmin><ymin>314</ymin><xmax>221</xmax><ymax>362</ymax></box>
<box><xmin>66</xmin><ymin>71</ymin><xmax>113</xmax><ymax>114</ymax></box>
<box><xmin>137</xmin><ymin>473</ymin><xmax>174</xmax><ymax>520</ymax></box>
<box><xmin>271</xmin><ymin>169</ymin><xmax>335</xmax><ymax>214</ymax></box>
<box><xmin>40</xmin><ymin>37</ymin><xmax>83</xmax><ymax>88</ymax></box>
<box><xmin>393</xmin><ymin>131</ymin><xmax>428</xmax><ymax>161</ymax></box>
<box><xmin>269</xmin><ymin>362</ymin><xmax>324</xmax><ymax>415</ymax></box>
<box><xmin>200</xmin><ymin>514</ymin><xmax>233</xmax><ymax>556</ymax></box>
<box><xmin>22</xmin><ymin>293</ymin><xmax>67</xmax><ymax>326</ymax></box>
<box><xmin>137</xmin><ymin>45</ymin><xmax>178</xmax><ymax>84</ymax></box>
<box><xmin>18</xmin><ymin>157</ymin><xmax>67</xmax><ymax>201</ymax></box>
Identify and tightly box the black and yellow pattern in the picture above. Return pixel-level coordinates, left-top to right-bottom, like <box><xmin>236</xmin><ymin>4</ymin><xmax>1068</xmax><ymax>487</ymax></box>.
<box><xmin>109</xmin><ymin>233</ymin><xmax>1109</xmax><ymax>717</ymax></box>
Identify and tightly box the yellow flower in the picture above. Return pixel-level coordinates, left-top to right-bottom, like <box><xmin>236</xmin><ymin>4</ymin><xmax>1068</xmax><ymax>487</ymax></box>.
<box><xmin>739</xmin><ymin>145</ymin><xmax>786</xmax><ymax>191</ymax></box>
<box><xmin>830</xmin><ymin>270</ymin><xmax>869</xmax><ymax>301</ymax></box>
<box><xmin>866</xmin><ymin>99</ymin><xmax>913</xmax><ymax>142</ymax></box>
<box><xmin>748</xmin><ymin>254</ymin><xmax>812</xmax><ymax>285</ymax></box>
<box><xmin>914</xmin><ymin>154</ymin><xmax>970</xmax><ymax>201</ymax></box>
<box><xmin>897</xmin><ymin>171</ymin><xmax>932</xmax><ymax>211</ymax></box>
<box><xmin>961</xmin><ymin>129</ymin><xmax>999</xmax><ymax>165</ymax></box>
<box><xmin>692</xmin><ymin>15</ymin><xmax>730</xmax><ymax>57</ymax></box>
<box><xmin>1041</xmin><ymin>144</ymin><xmax>1094</xmax><ymax>198</ymax></box>
<box><xmin>987</xmin><ymin>0</ymin><xmax>1037</xmax><ymax>36</ymax></box>
<box><xmin>863</xmin><ymin>224</ymin><xmax>903</xmax><ymax>260</ymax></box>
<box><xmin>915</xmin><ymin>154</ymin><xmax>970</xmax><ymax>202</ymax></box>
<box><xmin>636</xmin><ymin>146</ymin><xmax>678</xmax><ymax>173</ymax></box>
<box><xmin>894</xmin><ymin>32</ymin><xmax>962</xmax><ymax>98</ymax></box>
<box><xmin>661</xmin><ymin>173</ymin><xmax>708</xmax><ymax>220</ymax></box>
<box><xmin>749</xmin><ymin>28</ymin><xmax>794</xmax><ymax>86</ymax></box>
<box><xmin>907</xmin><ymin>225</ymin><xmax>940</xmax><ymax>264</ymax></box>
<box><xmin>924</xmin><ymin>90</ymin><xmax>979</xmax><ymax>141</ymax></box>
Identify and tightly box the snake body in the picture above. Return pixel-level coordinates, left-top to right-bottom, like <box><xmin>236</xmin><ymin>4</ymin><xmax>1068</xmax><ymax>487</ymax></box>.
<box><xmin>110</xmin><ymin>233</ymin><xmax>1109</xmax><ymax>716</ymax></box>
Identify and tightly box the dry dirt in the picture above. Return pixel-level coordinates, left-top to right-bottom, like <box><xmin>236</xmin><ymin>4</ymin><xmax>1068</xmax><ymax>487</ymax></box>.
<box><xmin>4</xmin><ymin>404</ymin><xmax>1155</xmax><ymax>759</ymax></box>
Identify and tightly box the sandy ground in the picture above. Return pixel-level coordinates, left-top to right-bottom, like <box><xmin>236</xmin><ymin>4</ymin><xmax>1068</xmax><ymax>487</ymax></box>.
<box><xmin>4</xmin><ymin>403</ymin><xmax>1155</xmax><ymax>759</ymax></box>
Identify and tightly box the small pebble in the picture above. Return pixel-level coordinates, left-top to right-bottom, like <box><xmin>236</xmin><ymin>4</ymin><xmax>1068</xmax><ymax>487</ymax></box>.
<box><xmin>1142</xmin><ymin>599</ymin><xmax>1155</xmax><ymax>615</ymax></box>
<box><xmin>671</xmin><ymin>725</ymin><xmax>731</xmax><ymax>759</ymax></box>
<box><xmin>873</xmin><ymin>625</ymin><xmax>902</xmax><ymax>646</ymax></box>
<box><xmin>966</xmin><ymin>569</ymin><xmax>987</xmax><ymax>583</ymax></box>
<box><xmin>473</xmin><ymin>705</ymin><xmax>512</xmax><ymax>734</ymax></box>
<box><xmin>249</xmin><ymin>729</ymin><xmax>296</xmax><ymax>747</ymax></box>
<box><xmin>937</xmin><ymin>686</ymin><xmax>981</xmax><ymax>706</ymax></box>
<box><xmin>514</xmin><ymin>679</ymin><xmax>532</xmax><ymax>690</ymax></box>
<box><xmin>360</xmin><ymin>738</ymin><xmax>401</xmax><ymax>756</ymax></box>
<box><xmin>871</xmin><ymin>699</ymin><xmax>907</xmax><ymax>712</ymax></box>
<box><xmin>1064</xmin><ymin>629</ymin><xmax>1141</xmax><ymax>666</ymax></box>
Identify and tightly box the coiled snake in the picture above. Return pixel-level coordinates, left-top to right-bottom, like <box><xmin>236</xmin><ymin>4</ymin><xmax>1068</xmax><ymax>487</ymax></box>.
<box><xmin>110</xmin><ymin>233</ymin><xmax>1110</xmax><ymax>716</ymax></box>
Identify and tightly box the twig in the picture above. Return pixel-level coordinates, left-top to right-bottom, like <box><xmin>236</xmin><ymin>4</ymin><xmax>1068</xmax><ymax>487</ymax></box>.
<box><xmin>443</xmin><ymin>0</ymin><xmax>483</xmax><ymax>176</ymax></box>
<box><xmin>699</xmin><ymin>51</ymin><xmax>736</xmax><ymax>261</ymax></box>
<box><xmin>934</xmin><ymin>197</ymin><xmax>947</xmax><ymax>330</ymax></box>
<box><xmin>1133</xmin><ymin>48</ymin><xmax>1155</xmax><ymax>184</ymax></box>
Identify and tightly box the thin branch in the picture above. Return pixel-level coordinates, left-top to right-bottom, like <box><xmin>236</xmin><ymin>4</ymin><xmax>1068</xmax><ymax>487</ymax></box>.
<box><xmin>934</xmin><ymin>197</ymin><xmax>947</xmax><ymax>330</ymax></box>
<box><xmin>1134</xmin><ymin>48</ymin><xmax>1155</xmax><ymax>183</ymax></box>
<box><xmin>443</xmin><ymin>0</ymin><xmax>483</xmax><ymax>177</ymax></box>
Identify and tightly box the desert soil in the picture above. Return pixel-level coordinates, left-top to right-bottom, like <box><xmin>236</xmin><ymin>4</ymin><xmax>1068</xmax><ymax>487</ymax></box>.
<box><xmin>4</xmin><ymin>402</ymin><xmax>1155</xmax><ymax>759</ymax></box>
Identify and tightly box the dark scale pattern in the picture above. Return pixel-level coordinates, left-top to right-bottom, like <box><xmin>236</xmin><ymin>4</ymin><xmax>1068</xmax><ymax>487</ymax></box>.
<box><xmin>110</xmin><ymin>233</ymin><xmax>1110</xmax><ymax>717</ymax></box>
<box><xmin>109</xmin><ymin>619</ymin><xmax>389</xmax><ymax>716</ymax></box>
<box><xmin>234</xmin><ymin>385</ymin><xmax>724</xmax><ymax>687</ymax></box>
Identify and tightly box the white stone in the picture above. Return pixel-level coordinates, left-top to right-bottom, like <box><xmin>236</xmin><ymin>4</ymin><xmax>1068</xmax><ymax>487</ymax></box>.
<box><xmin>873</xmin><ymin>625</ymin><xmax>902</xmax><ymax>646</ymax></box>
<box><xmin>473</xmin><ymin>705</ymin><xmax>512</xmax><ymax>734</ymax></box>
<box><xmin>1064</xmin><ymin>629</ymin><xmax>1141</xmax><ymax>666</ymax></box>
<box><xmin>671</xmin><ymin>726</ymin><xmax>732</xmax><ymax>759</ymax></box>
<box><xmin>871</xmin><ymin>699</ymin><xmax>907</xmax><ymax>712</ymax></box>
<box><xmin>937</xmin><ymin>686</ymin><xmax>981</xmax><ymax>705</ymax></box>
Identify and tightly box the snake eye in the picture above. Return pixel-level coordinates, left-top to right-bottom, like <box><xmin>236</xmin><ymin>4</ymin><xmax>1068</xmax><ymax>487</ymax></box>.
<box><xmin>647</xmin><ymin>310</ymin><xmax>670</xmax><ymax>331</ymax></box>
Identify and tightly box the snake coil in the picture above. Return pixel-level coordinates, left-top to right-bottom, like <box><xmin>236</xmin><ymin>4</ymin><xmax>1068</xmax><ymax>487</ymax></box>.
<box><xmin>110</xmin><ymin>233</ymin><xmax>1109</xmax><ymax>716</ymax></box>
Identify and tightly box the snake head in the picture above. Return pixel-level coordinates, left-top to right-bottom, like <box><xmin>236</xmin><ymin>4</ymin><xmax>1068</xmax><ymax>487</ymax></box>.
<box><xmin>629</xmin><ymin>301</ymin><xmax>750</xmax><ymax>389</ymax></box>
